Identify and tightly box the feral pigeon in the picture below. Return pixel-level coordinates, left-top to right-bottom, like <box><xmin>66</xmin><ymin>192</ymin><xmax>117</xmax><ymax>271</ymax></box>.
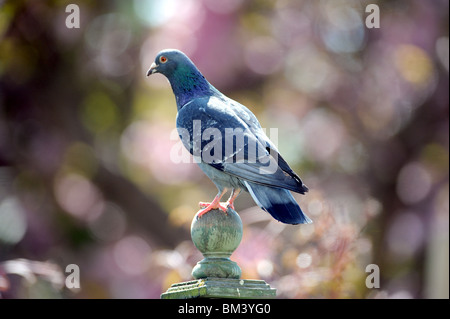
<box><xmin>147</xmin><ymin>49</ymin><xmax>311</xmax><ymax>224</ymax></box>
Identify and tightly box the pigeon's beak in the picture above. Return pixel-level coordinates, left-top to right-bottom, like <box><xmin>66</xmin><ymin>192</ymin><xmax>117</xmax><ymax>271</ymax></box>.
<box><xmin>146</xmin><ymin>62</ymin><xmax>158</xmax><ymax>76</ymax></box>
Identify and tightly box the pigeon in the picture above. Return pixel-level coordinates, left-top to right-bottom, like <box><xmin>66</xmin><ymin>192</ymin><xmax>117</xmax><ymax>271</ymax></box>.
<box><xmin>147</xmin><ymin>49</ymin><xmax>311</xmax><ymax>224</ymax></box>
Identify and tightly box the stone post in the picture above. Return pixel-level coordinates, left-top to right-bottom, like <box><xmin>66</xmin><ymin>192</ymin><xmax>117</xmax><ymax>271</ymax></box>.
<box><xmin>161</xmin><ymin>208</ymin><xmax>276</xmax><ymax>299</ymax></box>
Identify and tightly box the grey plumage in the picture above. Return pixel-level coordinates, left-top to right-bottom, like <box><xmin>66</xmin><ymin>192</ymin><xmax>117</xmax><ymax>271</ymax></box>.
<box><xmin>147</xmin><ymin>49</ymin><xmax>311</xmax><ymax>224</ymax></box>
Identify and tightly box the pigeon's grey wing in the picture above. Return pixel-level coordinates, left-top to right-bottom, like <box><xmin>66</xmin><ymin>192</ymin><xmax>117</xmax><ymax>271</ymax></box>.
<box><xmin>227</xmin><ymin>100</ymin><xmax>262</xmax><ymax>132</ymax></box>
<box><xmin>176</xmin><ymin>96</ymin><xmax>307</xmax><ymax>194</ymax></box>
<box><xmin>225</xmin><ymin>98</ymin><xmax>308</xmax><ymax>193</ymax></box>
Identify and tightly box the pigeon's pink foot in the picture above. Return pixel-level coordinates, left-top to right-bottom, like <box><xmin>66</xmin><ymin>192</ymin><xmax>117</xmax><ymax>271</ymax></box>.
<box><xmin>225</xmin><ymin>188</ymin><xmax>241</xmax><ymax>211</ymax></box>
<box><xmin>198</xmin><ymin>197</ymin><xmax>228</xmax><ymax>218</ymax></box>
<box><xmin>199</xmin><ymin>201</ymin><xmax>227</xmax><ymax>208</ymax></box>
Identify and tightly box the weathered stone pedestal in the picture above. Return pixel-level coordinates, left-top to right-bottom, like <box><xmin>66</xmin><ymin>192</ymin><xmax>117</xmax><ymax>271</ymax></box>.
<box><xmin>161</xmin><ymin>208</ymin><xmax>276</xmax><ymax>299</ymax></box>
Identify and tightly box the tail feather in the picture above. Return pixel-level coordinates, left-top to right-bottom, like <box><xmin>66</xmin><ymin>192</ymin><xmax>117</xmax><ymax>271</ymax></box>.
<box><xmin>244</xmin><ymin>181</ymin><xmax>312</xmax><ymax>225</ymax></box>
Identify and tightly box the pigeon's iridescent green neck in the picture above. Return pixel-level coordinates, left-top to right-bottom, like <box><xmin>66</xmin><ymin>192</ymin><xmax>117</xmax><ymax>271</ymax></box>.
<box><xmin>168</xmin><ymin>65</ymin><xmax>215</xmax><ymax>110</ymax></box>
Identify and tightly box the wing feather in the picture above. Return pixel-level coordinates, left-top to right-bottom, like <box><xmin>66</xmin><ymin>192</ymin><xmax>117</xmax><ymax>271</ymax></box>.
<box><xmin>176</xmin><ymin>96</ymin><xmax>308</xmax><ymax>194</ymax></box>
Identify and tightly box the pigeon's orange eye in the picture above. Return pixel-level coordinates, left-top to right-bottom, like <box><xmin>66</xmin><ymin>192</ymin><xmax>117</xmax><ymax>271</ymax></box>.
<box><xmin>160</xmin><ymin>56</ymin><xmax>168</xmax><ymax>63</ymax></box>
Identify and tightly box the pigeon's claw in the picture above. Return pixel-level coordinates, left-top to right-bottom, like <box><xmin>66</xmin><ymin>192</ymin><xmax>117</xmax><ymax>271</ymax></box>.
<box><xmin>198</xmin><ymin>202</ymin><xmax>210</xmax><ymax>208</ymax></box>
<box><xmin>226</xmin><ymin>201</ymin><xmax>235</xmax><ymax>211</ymax></box>
<box><xmin>199</xmin><ymin>201</ymin><xmax>227</xmax><ymax>208</ymax></box>
<box><xmin>197</xmin><ymin>197</ymin><xmax>228</xmax><ymax>218</ymax></box>
<box><xmin>197</xmin><ymin>203</ymin><xmax>228</xmax><ymax>218</ymax></box>
<box><xmin>197</xmin><ymin>188</ymin><xmax>228</xmax><ymax>218</ymax></box>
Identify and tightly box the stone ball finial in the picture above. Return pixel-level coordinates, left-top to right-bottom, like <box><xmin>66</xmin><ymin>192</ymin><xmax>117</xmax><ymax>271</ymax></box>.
<box><xmin>190</xmin><ymin>208</ymin><xmax>243</xmax><ymax>279</ymax></box>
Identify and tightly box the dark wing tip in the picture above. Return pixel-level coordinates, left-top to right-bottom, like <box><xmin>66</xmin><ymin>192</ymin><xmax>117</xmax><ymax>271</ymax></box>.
<box><xmin>292</xmin><ymin>175</ymin><xmax>309</xmax><ymax>194</ymax></box>
<box><xmin>302</xmin><ymin>184</ymin><xmax>309</xmax><ymax>193</ymax></box>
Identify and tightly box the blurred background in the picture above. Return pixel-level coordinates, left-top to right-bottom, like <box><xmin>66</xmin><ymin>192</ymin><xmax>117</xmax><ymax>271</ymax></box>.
<box><xmin>0</xmin><ymin>0</ymin><xmax>448</xmax><ymax>299</ymax></box>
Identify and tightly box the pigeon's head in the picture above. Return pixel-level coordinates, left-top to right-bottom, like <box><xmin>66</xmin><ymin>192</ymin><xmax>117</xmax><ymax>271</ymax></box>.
<box><xmin>146</xmin><ymin>49</ymin><xmax>196</xmax><ymax>78</ymax></box>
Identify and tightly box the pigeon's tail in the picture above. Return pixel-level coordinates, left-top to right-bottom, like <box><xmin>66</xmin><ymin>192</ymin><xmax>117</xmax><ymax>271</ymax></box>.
<box><xmin>244</xmin><ymin>181</ymin><xmax>312</xmax><ymax>225</ymax></box>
